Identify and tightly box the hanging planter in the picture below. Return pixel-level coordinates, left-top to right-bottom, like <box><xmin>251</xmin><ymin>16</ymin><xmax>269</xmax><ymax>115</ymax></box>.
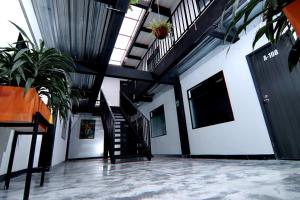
<box><xmin>283</xmin><ymin>0</ymin><xmax>300</xmax><ymax>38</ymax></box>
<box><xmin>149</xmin><ymin>20</ymin><xmax>172</xmax><ymax>40</ymax></box>
<box><xmin>0</xmin><ymin>86</ymin><xmax>51</xmax><ymax>124</ymax></box>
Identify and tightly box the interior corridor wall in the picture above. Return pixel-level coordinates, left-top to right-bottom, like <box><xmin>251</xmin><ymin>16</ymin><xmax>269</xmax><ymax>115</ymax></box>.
<box><xmin>101</xmin><ymin>77</ymin><xmax>121</xmax><ymax>107</ymax></box>
<box><xmin>139</xmin><ymin>85</ymin><xmax>182</xmax><ymax>155</ymax></box>
<box><xmin>68</xmin><ymin>114</ymin><xmax>104</xmax><ymax>159</ymax></box>
<box><xmin>0</xmin><ymin>129</ymin><xmax>42</xmax><ymax>176</ymax></box>
<box><xmin>51</xmin><ymin>114</ymin><xmax>70</xmax><ymax>166</ymax></box>
<box><xmin>0</xmin><ymin>114</ymin><xmax>69</xmax><ymax>176</ymax></box>
<box><xmin>179</xmin><ymin>27</ymin><xmax>274</xmax><ymax>155</ymax></box>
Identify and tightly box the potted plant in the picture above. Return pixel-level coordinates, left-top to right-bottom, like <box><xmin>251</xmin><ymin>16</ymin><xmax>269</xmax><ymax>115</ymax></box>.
<box><xmin>149</xmin><ymin>20</ymin><xmax>172</xmax><ymax>40</ymax></box>
<box><xmin>0</xmin><ymin>22</ymin><xmax>76</xmax><ymax>123</ymax></box>
<box><xmin>226</xmin><ymin>0</ymin><xmax>300</xmax><ymax>70</ymax></box>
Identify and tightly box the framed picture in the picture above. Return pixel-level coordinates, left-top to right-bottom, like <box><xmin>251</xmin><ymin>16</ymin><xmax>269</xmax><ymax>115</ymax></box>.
<box><xmin>79</xmin><ymin>119</ymin><xmax>96</xmax><ymax>139</ymax></box>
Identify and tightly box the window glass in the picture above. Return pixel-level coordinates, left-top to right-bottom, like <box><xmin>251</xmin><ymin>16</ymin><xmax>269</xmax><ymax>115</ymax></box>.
<box><xmin>188</xmin><ymin>71</ymin><xmax>234</xmax><ymax>129</ymax></box>
<box><xmin>150</xmin><ymin>105</ymin><xmax>167</xmax><ymax>137</ymax></box>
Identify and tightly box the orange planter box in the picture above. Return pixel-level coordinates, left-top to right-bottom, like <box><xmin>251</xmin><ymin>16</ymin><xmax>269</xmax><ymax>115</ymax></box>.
<box><xmin>283</xmin><ymin>0</ymin><xmax>300</xmax><ymax>38</ymax></box>
<box><xmin>0</xmin><ymin>86</ymin><xmax>51</xmax><ymax>127</ymax></box>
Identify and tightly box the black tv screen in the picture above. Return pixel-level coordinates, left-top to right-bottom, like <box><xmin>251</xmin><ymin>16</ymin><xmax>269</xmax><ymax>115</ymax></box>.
<box><xmin>187</xmin><ymin>71</ymin><xmax>234</xmax><ymax>129</ymax></box>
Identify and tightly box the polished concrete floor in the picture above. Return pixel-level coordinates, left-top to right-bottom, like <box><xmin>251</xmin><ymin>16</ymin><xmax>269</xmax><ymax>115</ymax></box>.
<box><xmin>1</xmin><ymin>157</ymin><xmax>300</xmax><ymax>200</ymax></box>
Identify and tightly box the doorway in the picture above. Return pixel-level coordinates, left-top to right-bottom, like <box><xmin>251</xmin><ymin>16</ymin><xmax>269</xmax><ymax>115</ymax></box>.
<box><xmin>247</xmin><ymin>34</ymin><xmax>300</xmax><ymax>159</ymax></box>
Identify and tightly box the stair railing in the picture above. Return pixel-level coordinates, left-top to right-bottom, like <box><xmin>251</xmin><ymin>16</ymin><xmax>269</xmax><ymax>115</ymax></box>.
<box><xmin>120</xmin><ymin>91</ymin><xmax>152</xmax><ymax>160</ymax></box>
<box><xmin>137</xmin><ymin>0</ymin><xmax>214</xmax><ymax>72</ymax></box>
<box><xmin>99</xmin><ymin>90</ymin><xmax>115</xmax><ymax>163</ymax></box>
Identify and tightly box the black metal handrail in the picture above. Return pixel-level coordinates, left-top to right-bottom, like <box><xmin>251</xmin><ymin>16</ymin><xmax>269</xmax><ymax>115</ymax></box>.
<box><xmin>99</xmin><ymin>90</ymin><xmax>115</xmax><ymax>163</ymax></box>
<box><xmin>137</xmin><ymin>0</ymin><xmax>213</xmax><ymax>72</ymax></box>
<box><xmin>119</xmin><ymin>91</ymin><xmax>151</xmax><ymax>160</ymax></box>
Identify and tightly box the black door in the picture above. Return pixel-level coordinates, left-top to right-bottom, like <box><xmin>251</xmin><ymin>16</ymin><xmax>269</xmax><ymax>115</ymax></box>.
<box><xmin>247</xmin><ymin>34</ymin><xmax>300</xmax><ymax>160</ymax></box>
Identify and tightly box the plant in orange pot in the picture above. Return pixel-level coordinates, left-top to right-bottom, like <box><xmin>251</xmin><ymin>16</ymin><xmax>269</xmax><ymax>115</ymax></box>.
<box><xmin>0</xmin><ymin>22</ymin><xmax>77</xmax><ymax>123</ymax></box>
<box><xmin>226</xmin><ymin>0</ymin><xmax>300</xmax><ymax>70</ymax></box>
<box><xmin>149</xmin><ymin>20</ymin><xmax>172</xmax><ymax>40</ymax></box>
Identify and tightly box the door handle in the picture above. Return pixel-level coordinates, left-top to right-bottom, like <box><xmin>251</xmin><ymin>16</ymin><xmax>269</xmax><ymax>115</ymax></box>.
<box><xmin>263</xmin><ymin>95</ymin><xmax>270</xmax><ymax>103</ymax></box>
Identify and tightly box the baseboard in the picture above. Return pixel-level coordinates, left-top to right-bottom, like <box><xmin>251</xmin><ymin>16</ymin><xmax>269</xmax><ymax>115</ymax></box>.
<box><xmin>153</xmin><ymin>154</ymin><xmax>182</xmax><ymax>158</ymax></box>
<box><xmin>152</xmin><ymin>154</ymin><xmax>275</xmax><ymax>160</ymax></box>
<box><xmin>68</xmin><ymin>156</ymin><xmax>103</xmax><ymax>161</ymax></box>
<box><xmin>190</xmin><ymin>154</ymin><xmax>276</xmax><ymax>160</ymax></box>
<box><xmin>0</xmin><ymin>167</ymin><xmax>44</xmax><ymax>183</ymax></box>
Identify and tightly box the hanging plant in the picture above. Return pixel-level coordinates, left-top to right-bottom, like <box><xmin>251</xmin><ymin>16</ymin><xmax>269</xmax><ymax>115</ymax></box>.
<box><xmin>149</xmin><ymin>20</ymin><xmax>172</xmax><ymax>40</ymax></box>
<box><xmin>225</xmin><ymin>0</ymin><xmax>300</xmax><ymax>70</ymax></box>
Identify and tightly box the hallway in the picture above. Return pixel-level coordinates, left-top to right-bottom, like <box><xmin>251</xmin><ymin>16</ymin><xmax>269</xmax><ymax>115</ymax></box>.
<box><xmin>1</xmin><ymin>158</ymin><xmax>300</xmax><ymax>200</ymax></box>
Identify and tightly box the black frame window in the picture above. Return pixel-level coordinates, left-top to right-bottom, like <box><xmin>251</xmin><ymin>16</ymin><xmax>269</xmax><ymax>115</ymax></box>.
<box><xmin>187</xmin><ymin>71</ymin><xmax>234</xmax><ymax>129</ymax></box>
<box><xmin>150</xmin><ymin>105</ymin><xmax>167</xmax><ymax>138</ymax></box>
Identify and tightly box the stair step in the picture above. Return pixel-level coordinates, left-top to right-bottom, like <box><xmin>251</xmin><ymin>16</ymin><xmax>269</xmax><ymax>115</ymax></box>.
<box><xmin>114</xmin><ymin>154</ymin><xmax>146</xmax><ymax>159</ymax></box>
<box><xmin>115</xmin><ymin>119</ymin><xmax>125</xmax><ymax>122</ymax></box>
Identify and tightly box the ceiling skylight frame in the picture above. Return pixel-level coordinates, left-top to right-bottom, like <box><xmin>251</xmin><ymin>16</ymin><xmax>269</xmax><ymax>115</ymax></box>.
<box><xmin>109</xmin><ymin>5</ymin><xmax>145</xmax><ymax>66</ymax></box>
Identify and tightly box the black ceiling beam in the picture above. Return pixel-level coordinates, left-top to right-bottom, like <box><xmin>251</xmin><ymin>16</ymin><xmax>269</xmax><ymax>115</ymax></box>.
<box><xmin>127</xmin><ymin>55</ymin><xmax>142</xmax><ymax>60</ymax></box>
<box><xmin>72</xmin><ymin>106</ymin><xmax>101</xmax><ymax>114</ymax></box>
<box><xmin>94</xmin><ymin>0</ymin><xmax>117</xmax><ymax>6</ymax></box>
<box><xmin>135</xmin><ymin>3</ymin><xmax>171</xmax><ymax>17</ymax></box>
<box><xmin>105</xmin><ymin>64</ymin><xmax>175</xmax><ymax>84</ymax></box>
<box><xmin>140</xmin><ymin>27</ymin><xmax>152</xmax><ymax>33</ymax></box>
<box><xmin>209</xmin><ymin>29</ymin><xmax>239</xmax><ymax>43</ymax></box>
<box><xmin>75</xmin><ymin>62</ymin><xmax>98</xmax><ymax>75</ymax></box>
<box><xmin>88</xmin><ymin>0</ymin><xmax>129</xmax><ymax>106</ymax></box>
<box><xmin>123</xmin><ymin>65</ymin><xmax>135</xmax><ymax>68</ymax></box>
<box><xmin>150</xmin><ymin>3</ymin><xmax>171</xmax><ymax>17</ymax></box>
<box><xmin>134</xmin><ymin>0</ymin><xmax>228</xmax><ymax>98</ymax></box>
<box><xmin>134</xmin><ymin>95</ymin><xmax>153</xmax><ymax>102</ymax></box>
<box><xmin>133</xmin><ymin>42</ymin><xmax>148</xmax><ymax>49</ymax></box>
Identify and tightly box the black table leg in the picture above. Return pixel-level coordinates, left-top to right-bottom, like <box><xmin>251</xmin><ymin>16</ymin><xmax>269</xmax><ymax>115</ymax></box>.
<box><xmin>40</xmin><ymin>169</ymin><xmax>45</xmax><ymax>187</ymax></box>
<box><xmin>4</xmin><ymin>132</ymin><xmax>18</xmax><ymax>190</ymax></box>
<box><xmin>23</xmin><ymin>122</ymin><xmax>38</xmax><ymax>200</ymax></box>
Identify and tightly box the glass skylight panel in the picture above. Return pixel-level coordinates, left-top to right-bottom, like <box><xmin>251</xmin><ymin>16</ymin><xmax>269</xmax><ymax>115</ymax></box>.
<box><xmin>125</xmin><ymin>6</ymin><xmax>143</xmax><ymax>20</ymax></box>
<box><xmin>109</xmin><ymin>5</ymin><xmax>145</xmax><ymax>66</ymax></box>
<box><xmin>110</xmin><ymin>48</ymin><xmax>125</xmax><ymax>62</ymax></box>
<box><xmin>119</xmin><ymin>18</ymin><xmax>138</xmax><ymax>36</ymax></box>
<box><xmin>114</xmin><ymin>35</ymin><xmax>131</xmax><ymax>49</ymax></box>
<box><xmin>109</xmin><ymin>60</ymin><xmax>122</xmax><ymax>65</ymax></box>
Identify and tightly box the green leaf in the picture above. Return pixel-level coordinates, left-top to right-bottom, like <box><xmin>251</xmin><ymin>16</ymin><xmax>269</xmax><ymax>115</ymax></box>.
<box><xmin>24</xmin><ymin>78</ymin><xmax>34</xmax><ymax>94</ymax></box>
<box><xmin>9</xmin><ymin>21</ymin><xmax>35</xmax><ymax>49</ymax></box>
<box><xmin>15</xmin><ymin>74</ymin><xmax>21</xmax><ymax>86</ymax></box>
<box><xmin>11</xmin><ymin>59</ymin><xmax>26</xmax><ymax>73</ymax></box>
<box><xmin>13</xmin><ymin>48</ymin><xmax>28</xmax><ymax>62</ymax></box>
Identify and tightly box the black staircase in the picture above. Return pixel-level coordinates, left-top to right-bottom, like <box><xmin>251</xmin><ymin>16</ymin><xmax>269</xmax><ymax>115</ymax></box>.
<box><xmin>100</xmin><ymin>91</ymin><xmax>116</xmax><ymax>163</ymax></box>
<box><xmin>119</xmin><ymin>90</ymin><xmax>152</xmax><ymax>160</ymax></box>
<box><xmin>100</xmin><ymin>90</ymin><xmax>151</xmax><ymax>163</ymax></box>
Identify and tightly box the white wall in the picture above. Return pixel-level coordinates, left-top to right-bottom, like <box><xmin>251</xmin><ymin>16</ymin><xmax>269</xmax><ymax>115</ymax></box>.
<box><xmin>101</xmin><ymin>77</ymin><xmax>121</xmax><ymax>107</ymax></box>
<box><xmin>0</xmin><ymin>0</ymin><xmax>41</xmax><ymax>47</ymax></box>
<box><xmin>139</xmin><ymin>85</ymin><xmax>182</xmax><ymax>155</ymax></box>
<box><xmin>179</xmin><ymin>27</ymin><xmax>274</xmax><ymax>155</ymax></box>
<box><xmin>0</xmin><ymin>128</ymin><xmax>42</xmax><ymax>176</ymax></box>
<box><xmin>0</xmin><ymin>114</ymin><xmax>69</xmax><ymax>176</ymax></box>
<box><xmin>51</xmin><ymin>115</ymin><xmax>70</xmax><ymax>166</ymax></box>
<box><xmin>68</xmin><ymin>114</ymin><xmax>104</xmax><ymax>159</ymax></box>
